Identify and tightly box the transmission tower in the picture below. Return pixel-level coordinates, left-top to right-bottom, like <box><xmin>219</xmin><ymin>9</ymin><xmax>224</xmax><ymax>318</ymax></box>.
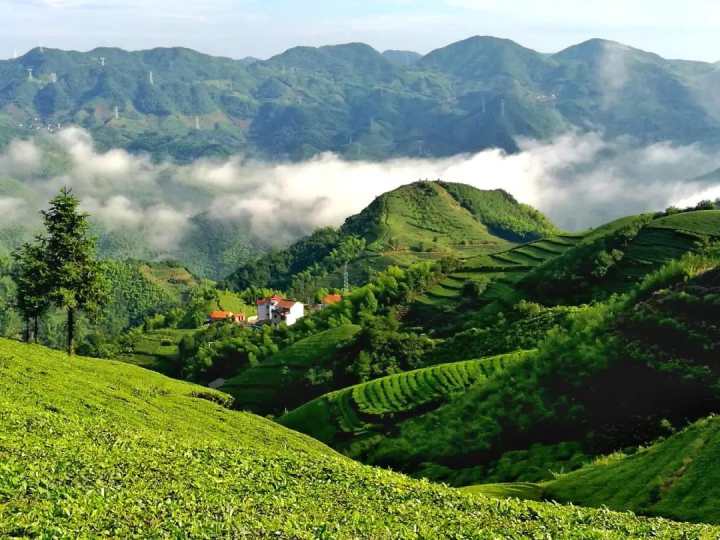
<box><xmin>26</xmin><ymin>68</ymin><xmax>33</xmax><ymax>81</ymax></box>
<box><xmin>148</xmin><ymin>71</ymin><xmax>154</xmax><ymax>85</ymax></box>
<box><xmin>343</xmin><ymin>262</ymin><xmax>349</xmax><ymax>293</ymax></box>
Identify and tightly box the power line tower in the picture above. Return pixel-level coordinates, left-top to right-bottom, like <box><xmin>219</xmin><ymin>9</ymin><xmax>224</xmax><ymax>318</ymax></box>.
<box><xmin>99</xmin><ymin>57</ymin><xmax>105</xmax><ymax>67</ymax></box>
<box><xmin>114</xmin><ymin>106</ymin><xmax>119</xmax><ymax>120</ymax></box>
<box><xmin>50</xmin><ymin>72</ymin><xmax>57</xmax><ymax>83</ymax></box>
<box><xmin>343</xmin><ymin>262</ymin><xmax>349</xmax><ymax>293</ymax></box>
<box><xmin>195</xmin><ymin>116</ymin><xmax>200</xmax><ymax>130</ymax></box>
<box><xmin>148</xmin><ymin>71</ymin><xmax>154</xmax><ymax>85</ymax></box>
<box><xmin>26</xmin><ymin>68</ymin><xmax>33</xmax><ymax>81</ymax></box>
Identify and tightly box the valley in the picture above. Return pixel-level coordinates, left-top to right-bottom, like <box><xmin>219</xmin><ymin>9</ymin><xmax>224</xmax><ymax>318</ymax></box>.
<box><xmin>1</xmin><ymin>14</ymin><xmax>720</xmax><ymax>536</ymax></box>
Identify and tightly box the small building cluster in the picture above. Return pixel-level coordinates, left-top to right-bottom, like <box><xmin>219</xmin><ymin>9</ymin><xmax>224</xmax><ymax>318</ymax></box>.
<box><xmin>206</xmin><ymin>293</ymin><xmax>343</xmax><ymax>328</ymax></box>
<box><xmin>257</xmin><ymin>295</ymin><xmax>305</xmax><ymax>326</ymax></box>
<box><xmin>207</xmin><ymin>311</ymin><xmax>246</xmax><ymax>325</ymax></box>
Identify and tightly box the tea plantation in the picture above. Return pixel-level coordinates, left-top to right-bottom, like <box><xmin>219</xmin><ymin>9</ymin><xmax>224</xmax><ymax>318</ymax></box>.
<box><xmin>281</xmin><ymin>351</ymin><xmax>529</xmax><ymax>446</ymax></box>
<box><xmin>3</xmin><ymin>338</ymin><xmax>716</xmax><ymax>538</ymax></box>
<box><xmin>220</xmin><ymin>324</ymin><xmax>362</xmax><ymax>413</ymax></box>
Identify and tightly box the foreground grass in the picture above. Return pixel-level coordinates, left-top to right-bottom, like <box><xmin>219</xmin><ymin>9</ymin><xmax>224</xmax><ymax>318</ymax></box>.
<box><xmin>0</xmin><ymin>339</ymin><xmax>717</xmax><ymax>538</ymax></box>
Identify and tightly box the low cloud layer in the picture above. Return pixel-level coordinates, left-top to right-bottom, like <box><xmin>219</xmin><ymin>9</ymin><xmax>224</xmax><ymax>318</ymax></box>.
<box><xmin>0</xmin><ymin>128</ymin><xmax>718</xmax><ymax>256</ymax></box>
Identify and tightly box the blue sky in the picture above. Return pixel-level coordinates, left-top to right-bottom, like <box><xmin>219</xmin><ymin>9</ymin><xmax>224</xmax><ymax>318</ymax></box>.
<box><xmin>1</xmin><ymin>0</ymin><xmax>719</xmax><ymax>62</ymax></box>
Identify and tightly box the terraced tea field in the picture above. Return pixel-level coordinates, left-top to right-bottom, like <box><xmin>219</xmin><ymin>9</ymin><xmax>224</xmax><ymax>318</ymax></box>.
<box><xmin>408</xmin><ymin>234</ymin><xmax>584</xmax><ymax>329</ymax></box>
<box><xmin>119</xmin><ymin>328</ymin><xmax>196</xmax><ymax>375</ymax></box>
<box><xmin>221</xmin><ymin>324</ymin><xmax>361</xmax><ymax>413</ymax></box>
<box><xmin>281</xmin><ymin>351</ymin><xmax>530</xmax><ymax>445</ymax></box>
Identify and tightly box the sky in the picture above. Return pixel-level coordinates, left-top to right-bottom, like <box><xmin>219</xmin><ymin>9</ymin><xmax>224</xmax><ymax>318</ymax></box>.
<box><xmin>1</xmin><ymin>0</ymin><xmax>719</xmax><ymax>62</ymax></box>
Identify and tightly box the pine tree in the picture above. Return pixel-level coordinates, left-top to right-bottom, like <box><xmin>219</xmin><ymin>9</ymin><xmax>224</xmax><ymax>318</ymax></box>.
<box><xmin>41</xmin><ymin>187</ymin><xmax>109</xmax><ymax>355</ymax></box>
<box><xmin>11</xmin><ymin>240</ymin><xmax>50</xmax><ymax>343</ymax></box>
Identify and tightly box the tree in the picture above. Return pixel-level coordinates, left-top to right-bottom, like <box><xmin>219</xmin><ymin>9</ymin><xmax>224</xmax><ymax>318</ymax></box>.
<box><xmin>41</xmin><ymin>187</ymin><xmax>109</xmax><ymax>355</ymax></box>
<box><xmin>11</xmin><ymin>240</ymin><xmax>51</xmax><ymax>343</ymax></box>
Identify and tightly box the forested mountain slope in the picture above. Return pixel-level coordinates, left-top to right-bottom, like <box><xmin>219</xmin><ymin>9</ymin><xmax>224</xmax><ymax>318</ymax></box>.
<box><xmin>1</xmin><ymin>37</ymin><xmax>720</xmax><ymax>162</ymax></box>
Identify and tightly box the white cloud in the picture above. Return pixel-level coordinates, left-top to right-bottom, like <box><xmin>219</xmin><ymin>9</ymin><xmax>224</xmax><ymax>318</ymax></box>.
<box><xmin>0</xmin><ymin>128</ymin><xmax>718</xmax><ymax>257</ymax></box>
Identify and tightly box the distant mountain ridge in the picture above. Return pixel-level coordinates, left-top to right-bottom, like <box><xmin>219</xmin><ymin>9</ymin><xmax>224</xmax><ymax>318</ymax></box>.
<box><xmin>1</xmin><ymin>36</ymin><xmax>719</xmax><ymax>161</ymax></box>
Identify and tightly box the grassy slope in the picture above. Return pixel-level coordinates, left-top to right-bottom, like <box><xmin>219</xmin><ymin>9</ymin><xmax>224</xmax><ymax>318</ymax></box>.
<box><xmin>2</xmin><ymin>339</ymin><xmax>712</xmax><ymax>538</ymax></box>
<box><xmin>118</xmin><ymin>327</ymin><xmax>195</xmax><ymax>375</ymax></box>
<box><xmin>407</xmin><ymin>233</ymin><xmax>584</xmax><ymax>333</ymax></box>
<box><xmin>469</xmin><ymin>415</ymin><xmax>720</xmax><ymax>525</ymax></box>
<box><xmin>544</xmin><ymin>415</ymin><xmax>720</xmax><ymax>524</ymax></box>
<box><xmin>280</xmin><ymin>351</ymin><xmax>529</xmax><ymax>448</ymax></box>
<box><xmin>221</xmin><ymin>324</ymin><xmax>362</xmax><ymax>414</ymax></box>
<box><xmin>410</xmin><ymin>210</ymin><xmax>720</xmax><ymax>335</ymax></box>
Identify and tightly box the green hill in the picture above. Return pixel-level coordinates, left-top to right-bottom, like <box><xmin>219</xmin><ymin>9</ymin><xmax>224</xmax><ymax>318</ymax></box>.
<box><xmin>4</xmin><ymin>339</ymin><xmax>711</xmax><ymax>537</ymax></box>
<box><xmin>280</xmin><ymin>351</ymin><xmax>529</xmax><ymax>448</ymax></box>
<box><xmin>278</xmin><ymin>245</ymin><xmax>720</xmax><ymax>496</ymax></box>
<box><xmin>226</xmin><ymin>181</ymin><xmax>559</xmax><ymax>293</ymax></box>
<box><xmin>221</xmin><ymin>324</ymin><xmax>362</xmax><ymax>414</ymax></box>
<box><xmin>408</xmin><ymin>209</ymin><xmax>720</xmax><ymax>335</ymax></box>
<box><xmin>542</xmin><ymin>415</ymin><xmax>720</xmax><ymax>524</ymax></box>
<box><xmin>468</xmin><ymin>414</ymin><xmax>720</xmax><ymax>525</ymax></box>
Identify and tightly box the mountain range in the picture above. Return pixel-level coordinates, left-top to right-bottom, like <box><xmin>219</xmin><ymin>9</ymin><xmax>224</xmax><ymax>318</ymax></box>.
<box><xmin>1</xmin><ymin>36</ymin><xmax>720</xmax><ymax>162</ymax></box>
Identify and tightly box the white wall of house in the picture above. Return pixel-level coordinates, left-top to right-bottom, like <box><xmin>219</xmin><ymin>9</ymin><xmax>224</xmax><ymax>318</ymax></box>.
<box><xmin>285</xmin><ymin>303</ymin><xmax>304</xmax><ymax>326</ymax></box>
<box><xmin>257</xmin><ymin>299</ymin><xmax>305</xmax><ymax>326</ymax></box>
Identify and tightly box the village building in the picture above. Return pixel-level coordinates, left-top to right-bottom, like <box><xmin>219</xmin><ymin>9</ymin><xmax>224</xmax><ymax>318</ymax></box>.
<box><xmin>256</xmin><ymin>295</ymin><xmax>305</xmax><ymax>326</ymax></box>
<box><xmin>207</xmin><ymin>310</ymin><xmax>246</xmax><ymax>325</ymax></box>
<box><xmin>321</xmin><ymin>293</ymin><xmax>343</xmax><ymax>307</ymax></box>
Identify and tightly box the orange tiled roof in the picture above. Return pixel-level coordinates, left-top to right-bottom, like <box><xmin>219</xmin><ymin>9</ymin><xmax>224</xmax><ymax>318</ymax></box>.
<box><xmin>322</xmin><ymin>294</ymin><xmax>343</xmax><ymax>305</ymax></box>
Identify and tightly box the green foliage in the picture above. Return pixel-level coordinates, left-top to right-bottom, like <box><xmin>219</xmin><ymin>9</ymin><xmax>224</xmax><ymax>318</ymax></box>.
<box><xmin>427</xmin><ymin>303</ymin><xmax>581</xmax><ymax>363</ymax></box>
<box><xmin>17</xmin><ymin>187</ymin><xmax>109</xmax><ymax>354</ymax></box>
<box><xmin>1</xmin><ymin>339</ymin><xmax>711</xmax><ymax>537</ymax></box>
<box><xmin>183</xmin><ymin>260</ymin><xmax>452</xmax><ymax>389</ymax></box>
<box><xmin>281</xmin><ymin>351</ymin><xmax>528</xmax><ymax>449</ymax></box>
<box><xmin>521</xmin><ymin>211</ymin><xmax>720</xmax><ymax>305</ymax></box>
<box><xmin>10</xmin><ymin>241</ymin><xmax>50</xmax><ymax>341</ymax></box>
<box><xmin>354</xmin><ymin>247</ymin><xmax>720</xmax><ymax>492</ymax></box>
<box><xmin>221</xmin><ymin>325</ymin><xmax>362</xmax><ymax>414</ymax></box>
<box><xmin>439</xmin><ymin>182</ymin><xmax>558</xmax><ymax>242</ymax></box>
<box><xmin>543</xmin><ymin>415</ymin><xmax>720</xmax><ymax>525</ymax></box>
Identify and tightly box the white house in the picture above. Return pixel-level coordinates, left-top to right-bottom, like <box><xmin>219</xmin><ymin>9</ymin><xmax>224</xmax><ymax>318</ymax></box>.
<box><xmin>256</xmin><ymin>295</ymin><xmax>305</xmax><ymax>326</ymax></box>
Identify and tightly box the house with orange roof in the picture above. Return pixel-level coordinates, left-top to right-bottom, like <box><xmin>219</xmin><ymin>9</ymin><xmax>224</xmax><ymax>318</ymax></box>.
<box><xmin>321</xmin><ymin>293</ymin><xmax>343</xmax><ymax>307</ymax></box>
<box><xmin>256</xmin><ymin>295</ymin><xmax>304</xmax><ymax>326</ymax></box>
<box><xmin>207</xmin><ymin>311</ymin><xmax>246</xmax><ymax>325</ymax></box>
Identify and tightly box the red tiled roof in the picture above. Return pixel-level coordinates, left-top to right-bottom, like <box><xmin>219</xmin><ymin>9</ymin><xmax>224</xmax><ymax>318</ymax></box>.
<box><xmin>322</xmin><ymin>294</ymin><xmax>343</xmax><ymax>305</ymax></box>
<box><xmin>257</xmin><ymin>296</ymin><xmax>297</xmax><ymax>309</ymax></box>
<box><xmin>209</xmin><ymin>311</ymin><xmax>233</xmax><ymax>320</ymax></box>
